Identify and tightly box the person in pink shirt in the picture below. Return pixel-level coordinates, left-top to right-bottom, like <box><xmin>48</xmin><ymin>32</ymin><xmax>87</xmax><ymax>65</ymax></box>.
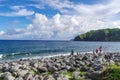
<box><xmin>99</xmin><ymin>46</ymin><xmax>102</xmax><ymax>53</ymax></box>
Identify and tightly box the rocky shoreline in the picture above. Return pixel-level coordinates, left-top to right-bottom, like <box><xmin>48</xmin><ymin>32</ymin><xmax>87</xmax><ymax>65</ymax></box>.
<box><xmin>0</xmin><ymin>52</ymin><xmax>120</xmax><ymax>80</ymax></box>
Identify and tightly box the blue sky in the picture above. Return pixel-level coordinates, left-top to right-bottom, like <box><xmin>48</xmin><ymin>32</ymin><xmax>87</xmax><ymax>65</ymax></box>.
<box><xmin>0</xmin><ymin>0</ymin><xmax>120</xmax><ymax>40</ymax></box>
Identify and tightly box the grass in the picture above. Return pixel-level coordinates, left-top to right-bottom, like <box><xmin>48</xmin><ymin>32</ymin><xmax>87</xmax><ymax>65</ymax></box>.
<box><xmin>0</xmin><ymin>70</ymin><xmax>4</xmax><ymax>80</ymax></box>
<box><xmin>0</xmin><ymin>70</ymin><xmax>2</xmax><ymax>74</ymax></box>
<box><xmin>66</xmin><ymin>68</ymin><xmax>85</xmax><ymax>80</ymax></box>
<box><xmin>29</xmin><ymin>69</ymin><xmax>39</xmax><ymax>75</ymax></box>
<box><xmin>0</xmin><ymin>77</ymin><xmax>4</xmax><ymax>80</ymax></box>
<box><xmin>115</xmin><ymin>62</ymin><xmax>120</xmax><ymax>66</ymax></box>
<box><xmin>77</xmin><ymin>68</ymin><xmax>86</xmax><ymax>75</ymax></box>
<box><xmin>102</xmin><ymin>63</ymin><xmax>120</xmax><ymax>80</ymax></box>
<box><xmin>66</xmin><ymin>70</ymin><xmax>74</xmax><ymax>80</ymax></box>
<box><xmin>47</xmin><ymin>71</ymin><xmax>52</xmax><ymax>75</ymax></box>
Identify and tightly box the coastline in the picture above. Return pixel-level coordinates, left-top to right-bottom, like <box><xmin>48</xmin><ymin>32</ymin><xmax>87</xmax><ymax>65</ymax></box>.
<box><xmin>0</xmin><ymin>52</ymin><xmax>120</xmax><ymax>80</ymax></box>
<box><xmin>0</xmin><ymin>51</ymin><xmax>90</xmax><ymax>63</ymax></box>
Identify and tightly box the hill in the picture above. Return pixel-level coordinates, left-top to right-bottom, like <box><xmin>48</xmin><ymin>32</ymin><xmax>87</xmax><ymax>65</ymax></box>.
<box><xmin>74</xmin><ymin>28</ymin><xmax>120</xmax><ymax>41</ymax></box>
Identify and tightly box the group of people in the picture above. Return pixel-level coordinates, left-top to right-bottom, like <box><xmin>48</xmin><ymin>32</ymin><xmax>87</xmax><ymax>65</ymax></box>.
<box><xmin>94</xmin><ymin>46</ymin><xmax>103</xmax><ymax>56</ymax></box>
<box><xmin>70</xmin><ymin>46</ymin><xmax>115</xmax><ymax>63</ymax></box>
<box><xmin>70</xmin><ymin>46</ymin><xmax>102</xmax><ymax>56</ymax></box>
<box><xmin>70</xmin><ymin>46</ymin><xmax>103</xmax><ymax>57</ymax></box>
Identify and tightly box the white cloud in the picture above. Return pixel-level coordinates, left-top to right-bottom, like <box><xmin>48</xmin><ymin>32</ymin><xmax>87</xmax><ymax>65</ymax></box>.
<box><xmin>0</xmin><ymin>6</ymin><xmax>35</xmax><ymax>16</ymax></box>
<box><xmin>0</xmin><ymin>31</ymin><xmax>5</xmax><ymax>35</ymax></box>
<box><xmin>1</xmin><ymin>0</ymin><xmax>120</xmax><ymax>40</ymax></box>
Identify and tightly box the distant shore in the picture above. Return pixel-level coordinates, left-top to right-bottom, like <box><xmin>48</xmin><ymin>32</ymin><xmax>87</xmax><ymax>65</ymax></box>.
<box><xmin>0</xmin><ymin>52</ymin><xmax>120</xmax><ymax>80</ymax></box>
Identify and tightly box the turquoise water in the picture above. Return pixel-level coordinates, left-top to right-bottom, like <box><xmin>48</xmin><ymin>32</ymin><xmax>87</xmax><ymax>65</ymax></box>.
<box><xmin>0</xmin><ymin>40</ymin><xmax>120</xmax><ymax>61</ymax></box>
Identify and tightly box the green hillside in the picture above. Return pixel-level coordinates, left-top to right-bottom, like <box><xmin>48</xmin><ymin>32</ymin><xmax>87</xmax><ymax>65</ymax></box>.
<box><xmin>74</xmin><ymin>28</ymin><xmax>120</xmax><ymax>41</ymax></box>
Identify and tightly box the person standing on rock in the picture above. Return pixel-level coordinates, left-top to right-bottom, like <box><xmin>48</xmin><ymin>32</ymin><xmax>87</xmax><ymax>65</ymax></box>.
<box><xmin>71</xmin><ymin>49</ymin><xmax>74</xmax><ymax>56</ymax></box>
<box><xmin>96</xmin><ymin>49</ymin><xmax>98</xmax><ymax>54</ymax></box>
<box><xmin>93</xmin><ymin>50</ymin><xmax>97</xmax><ymax>57</ymax></box>
<box><xmin>99</xmin><ymin>46</ymin><xmax>102</xmax><ymax>56</ymax></box>
<box><xmin>99</xmin><ymin>46</ymin><xmax>102</xmax><ymax>53</ymax></box>
<box><xmin>93</xmin><ymin>50</ymin><xmax>95</xmax><ymax>54</ymax></box>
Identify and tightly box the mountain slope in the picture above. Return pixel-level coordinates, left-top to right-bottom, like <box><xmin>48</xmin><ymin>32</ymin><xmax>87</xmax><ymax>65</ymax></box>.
<box><xmin>74</xmin><ymin>28</ymin><xmax>120</xmax><ymax>41</ymax></box>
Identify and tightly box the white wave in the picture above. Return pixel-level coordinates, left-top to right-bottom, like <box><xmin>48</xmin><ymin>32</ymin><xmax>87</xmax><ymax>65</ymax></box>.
<box><xmin>3</xmin><ymin>51</ymin><xmax>94</xmax><ymax>61</ymax></box>
<box><xmin>11</xmin><ymin>52</ymin><xmax>21</xmax><ymax>55</ymax></box>
<box><xmin>20</xmin><ymin>52</ymin><xmax>70</xmax><ymax>60</ymax></box>
<box><xmin>0</xmin><ymin>54</ymin><xmax>3</xmax><ymax>59</ymax></box>
<box><xmin>20</xmin><ymin>52</ymin><xmax>86</xmax><ymax>60</ymax></box>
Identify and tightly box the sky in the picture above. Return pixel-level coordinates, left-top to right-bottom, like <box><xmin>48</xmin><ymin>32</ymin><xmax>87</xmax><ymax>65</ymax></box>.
<box><xmin>0</xmin><ymin>0</ymin><xmax>120</xmax><ymax>40</ymax></box>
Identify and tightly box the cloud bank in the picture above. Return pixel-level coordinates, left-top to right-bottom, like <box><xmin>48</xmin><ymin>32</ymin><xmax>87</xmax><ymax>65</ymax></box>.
<box><xmin>0</xmin><ymin>0</ymin><xmax>120</xmax><ymax>40</ymax></box>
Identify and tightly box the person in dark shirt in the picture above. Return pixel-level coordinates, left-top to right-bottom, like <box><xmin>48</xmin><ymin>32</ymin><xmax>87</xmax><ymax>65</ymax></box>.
<box><xmin>99</xmin><ymin>46</ymin><xmax>102</xmax><ymax>56</ymax></box>
<box><xmin>96</xmin><ymin>49</ymin><xmax>98</xmax><ymax>54</ymax></box>
<box><xmin>71</xmin><ymin>49</ymin><xmax>74</xmax><ymax>56</ymax></box>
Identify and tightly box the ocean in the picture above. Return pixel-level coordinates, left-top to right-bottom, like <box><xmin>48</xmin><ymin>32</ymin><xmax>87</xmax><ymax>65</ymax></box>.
<box><xmin>0</xmin><ymin>40</ymin><xmax>120</xmax><ymax>62</ymax></box>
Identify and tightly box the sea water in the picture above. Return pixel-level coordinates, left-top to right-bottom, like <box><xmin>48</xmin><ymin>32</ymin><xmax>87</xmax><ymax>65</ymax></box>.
<box><xmin>0</xmin><ymin>40</ymin><xmax>120</xmax><ymax>62</ymax></box>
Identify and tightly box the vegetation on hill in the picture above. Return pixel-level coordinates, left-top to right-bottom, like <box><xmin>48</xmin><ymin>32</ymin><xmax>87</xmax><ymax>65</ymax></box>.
<box><xmin>74</xmin><ymin>28</ymin><xmax>120</xmax><ymax>41</ymax></box>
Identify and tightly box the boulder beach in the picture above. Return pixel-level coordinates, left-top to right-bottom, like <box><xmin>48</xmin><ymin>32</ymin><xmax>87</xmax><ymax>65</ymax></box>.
<box><xmin>0</xmin><ymin>52</ymin><xmax>120</xmax><ymax>80</ymax></box>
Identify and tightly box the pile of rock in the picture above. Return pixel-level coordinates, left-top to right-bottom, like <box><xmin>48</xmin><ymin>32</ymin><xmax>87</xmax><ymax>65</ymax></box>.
<box><xmin>0</xmin><ymin>52</ymin><xmax>119</xmax><ymax>80</ymax></box>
